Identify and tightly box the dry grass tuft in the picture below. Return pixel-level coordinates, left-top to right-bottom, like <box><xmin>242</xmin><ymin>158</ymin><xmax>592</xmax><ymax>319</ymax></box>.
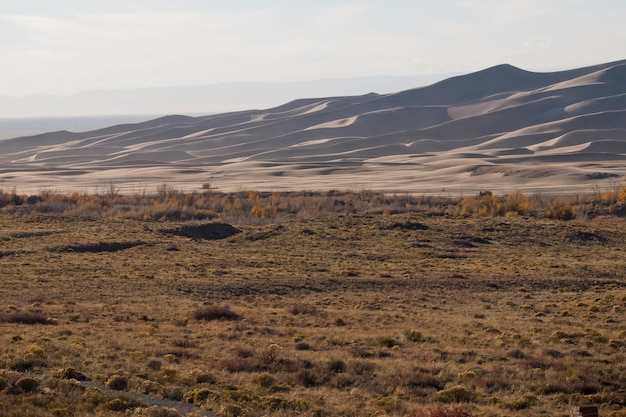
<box><xmin>105</xmin><ymin>375</ymin><xmax>128</xmax><ymax>391</ymax></box>
<box><xmin>288</xmin><ymin>302</ymin><xmax>319</xmax><ymax>315</ymax></box>
<box><xmin>1</xmin><ymin>311</ymin><xmax>56</xmax><ymax>325</ymax></box>
<box><xmin>1</xmin><ymin>184</ymin><xmax>626</xmax><ymax>416</ymax></box>
<box><xmin>191</xmin><ymin>305</ymin><xmax>241</xmax><ymax>321</ymax></box>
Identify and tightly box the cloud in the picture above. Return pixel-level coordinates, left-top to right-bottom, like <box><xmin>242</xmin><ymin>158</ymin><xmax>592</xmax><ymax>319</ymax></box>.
<box><xmin>311</xmin><ymin>3</ymin><xmax>370</xmax><ymax>31</ymax></box>
<box><xmin>525</xmin><ymin>37</ymin><xmax>551</xmax><ymax>48</ymax></box>
<box><xmin>1</xmin><ymin>2</ymin><xmax>625</xmax><ymax>97</ymax></box>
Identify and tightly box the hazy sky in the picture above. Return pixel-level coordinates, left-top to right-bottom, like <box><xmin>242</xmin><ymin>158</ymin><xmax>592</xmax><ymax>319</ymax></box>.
<box><xmin>1</xmin><ymin>0</ymin><xmax>624</xmax><ymax>97</ymax></box>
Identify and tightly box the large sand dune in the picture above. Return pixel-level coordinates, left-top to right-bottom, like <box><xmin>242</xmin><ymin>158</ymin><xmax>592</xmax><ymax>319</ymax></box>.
<box><xmin>2</xmin><ymin>60</ymin><xmax>626</xmax><ymax>195</ymax></box>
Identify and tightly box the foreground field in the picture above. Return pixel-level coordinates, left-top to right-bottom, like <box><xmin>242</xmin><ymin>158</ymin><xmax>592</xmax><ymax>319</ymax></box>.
<box><xmin>0</xmin><ymin>206</ymin><xmax>625</xmax><ymax>416</ymax></box>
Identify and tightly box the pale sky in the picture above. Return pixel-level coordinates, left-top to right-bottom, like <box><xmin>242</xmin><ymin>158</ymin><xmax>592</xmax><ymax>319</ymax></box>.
<box><xmin>1</xmin><ymin>0</ymin><xmax>625</xmax><ymax>97</ymax></box>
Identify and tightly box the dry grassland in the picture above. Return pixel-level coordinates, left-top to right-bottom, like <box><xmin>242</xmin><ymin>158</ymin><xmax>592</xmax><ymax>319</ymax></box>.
<box><xmin>0</xmin><ymin>196</ymin><xmax>625</xmax><ymax>416</ymax></box>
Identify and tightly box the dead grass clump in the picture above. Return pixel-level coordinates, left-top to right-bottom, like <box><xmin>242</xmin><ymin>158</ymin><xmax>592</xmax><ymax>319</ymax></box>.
<box><xmin>348</xmin><ymin>359</ymin><xmax>376</xmax><ymax>376</ymax></box>
<box><xmin>507</xmin><ymin>348</ymin><xmax>527</xmax><ymax>359</ymax></box>
<box><xmin>475</xmin><ymin>377</ymin><xmax>511</xmax><ymax>393</ymax></box>
<box><xmin>8</xmin><ymin>356</ymin><xmax>48</xmax><ymax>372</ymax></box>
<box><xmin>433</xmin><ymin>385</ymin><xmax>478</xmax><ymax>403</ymax></box>
<box><xmin>253</xmin><ymin>373</ymin><xmax>276</xmax><ymax>388</ymax></box>
<box><xmin>349</xmin><ymin>346</ymin><xmax>376</xmax><ymax>358</ymax></box>
<box><xmin>105</xmin><ymin>374</ymin><xmax>128</xmax><ymax>390</ymax></box>
<box><xmin>1</xmin><ymin>311</ymin><xmax>56</xmax><ymax>325</ymax></box>
<box><xmin>102</xmin><ymin>396</ymin><xmax>146</xmax><ymax>412</ymax></box>
<box><xmin>219</xmin><ymin>403</ymin><xmax>245</xmax><ymax>417</ymax></box>
<box><xmin>379</xmin><ymin>336</ymin><xmax>401</xmax><ymax>348</ymax></box>
<box><xmin>404</xmin><ymin>329</ymin><xmax>425</xmax><ymax>342</ymax></box>
<box><xmin>135</xmin><ymin>407</ymin><xmax>183</xmax><ymax>417</ymax></box>
<box><xmin>190</xmin><ymin>369</ymin><xmax>216</xmax><ymax>384</ymax></box>
<box><xmin>410</xmin><ymin>407</ymin><xmax>478</xmax><ymax>417</ymax></box>
<box><xmin>293</xmin><ymin>368</ymin><xmax>328</xmax><ymax>387</ymax></box>
<box><xmin>235</xmin><ymin>346</ymin><xmax>255</xmax><ymax>358</ymax></box>
<box><xmin>288</xmin><ymin>302</ymin><xmax>318</xmax><ymax>315</ymax></box>
<box><xmin>386</xmin><ymin>220</ymin><xmax>429</xmax><ymax>230</ymax></box>
<box><xmin>160</xmin><ymin>385</ymin><xmax>184</xmax><ymax>401</ymax></box>
<box><xmin>15</xmin><ymin>376</ymin><xmax>40</xmax><ymax>393</ymax></box>
<box><xmin>171</xmin><ymin>338</ymin><xmax>197</xmax><ymax>348</ymax></box>
<box><xmin>411</xmin><ymin>375</ymin><xmax>446</xmax><ymax>392</ymax></box>
<box><xmin>183</xmin><ymin>387</ymin><xmax>219</xmax><ymax>404</ymax></box>
<box><xmin>146</xmin><ymin>360</ymin><xmax>162</xmax><ymax>371</ymax></box>
<box><xmin>262</xmin><ymin>396</ymin><xmax>309</xmax><ymax>412</ymax></box>
<box><xmin>53</xmin><ymin>367</ymin><xmax>88</xmax><ymax>381</ymax></box>
<box><xmin>220</xmin><ymin>357</ymin><xmax>264</xmax><ymax>373</ymax></box>
<box><xmin>327</xmin><ymin>359</ymin><xmax>346</xmax><ymax>374</ymax></box>
<box><xmin>521</xmin><ymin>357</ymin><xmax>553</xmax><ymax>370</ymax></box>
<box><xmin>543</xmin><ymin>348</ymin><xmax>563</xmax><ymax>358</ymax></box>
<box><xmin>192</xmin><ymin>305</ymin><xmax>241</xmax><ymax>321</ymax></box>
<box><xmin>163</xmin><ymin>348</ymin><xmax>198</xmax><ymax>359</ymax></box>
<box><xmin>536</xmin><ymin>382</ymin><xmax>571</xmax><ymax>395</ymax></box>
<box><xmin>571</xmin><ymin>349</ymin><xmax>593</xmax><ymax>357</ymax></box>
<box><xmin>372</xmin><ymin>396</ymin><xmax>406</xmax><ymax>414</ymax></box>
<box><xmin>584</xmin><ymin>392</ymin><xmax>626</xmax><ymax>407</ymax></box>
<box><xmin>392</xmin><ymin>369</ymin><xmax>446</xmax><ymax>392</ymax></box>
<box><xmin>294</xmin><ymin>341</ymin><xmax>312</xmax><ymax>351</ymax></box>
<box><xmin>81</xmin><ymin>387</ymin><xmax>111</xmax><ymax>410</ymax></box>
<box><xmin>259</xmin><ymin>344</ymin><xmax>282</xmax><ymax>364</ymax></box>
<box><xmin>502</xmin><ymin>394</ymin><xmax>537</xmax><ymax>410</ymax></box>
<box><xmin>55</xmin><ymin>241</ymin><xmax>144</xmax><ymax>253</ymax></box>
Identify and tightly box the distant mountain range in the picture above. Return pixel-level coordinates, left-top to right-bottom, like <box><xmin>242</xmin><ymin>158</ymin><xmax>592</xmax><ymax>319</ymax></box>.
<box><xmin>1</xmin><ymin>61</ymin><xmax>625</xmax><ymax>195</ymax></box>
<box><xmin>0</xmin><ymin>74</ymin><xmax>450</xmax><ymax>119</ymax></box>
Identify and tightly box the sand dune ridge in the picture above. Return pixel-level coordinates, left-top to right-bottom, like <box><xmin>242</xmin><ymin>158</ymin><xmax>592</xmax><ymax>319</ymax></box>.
<box><xmin>1</xmin><ymin>60</ymin><xmax>626</xmax><ymax>194</ymax></box>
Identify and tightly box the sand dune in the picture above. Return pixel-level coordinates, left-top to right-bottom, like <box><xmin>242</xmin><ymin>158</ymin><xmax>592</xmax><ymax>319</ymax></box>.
<box><xmin>1</xmin><ymin>60</ymin><xmax>626</xmax><ymax>195</ymax></box>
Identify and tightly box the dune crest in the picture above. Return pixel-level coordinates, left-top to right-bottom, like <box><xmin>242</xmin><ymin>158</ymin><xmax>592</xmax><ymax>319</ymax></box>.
<box><xmin>2</xmin><ymin>60</ymin><xmax>626</xmax><ymax>195</ymax></box>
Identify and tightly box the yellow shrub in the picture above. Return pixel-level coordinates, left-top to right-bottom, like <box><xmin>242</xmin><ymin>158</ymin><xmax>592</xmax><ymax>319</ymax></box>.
<box><xmin>505</xmin><ymin>191</ymin><xmax>530</xmax><ymax>215</ymax></box>
<box><xmin>545</xmin><ymin>198</ymin><xmax>574</xmax><ymax>220</ymax></box>
<box><xmin>461</xmin><ymin>194</ymin><xmax>502</xmax><ymax>217</ymax></box>
<box><xmin>618</xmin><ymin>185</ymin><xmax>626</xmax><ymax>202</ymax></box>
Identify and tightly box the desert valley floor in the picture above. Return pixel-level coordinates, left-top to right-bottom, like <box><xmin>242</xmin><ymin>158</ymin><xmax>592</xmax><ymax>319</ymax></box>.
<box><xmin>2</xmin><ymin>60</ymin><xmax>626</xmax><ymax>417</ymax></box>
<box><xmin>0</xmin><ymin>206</ymin><xmax>625</xmax><ymax>416</ymax></box>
